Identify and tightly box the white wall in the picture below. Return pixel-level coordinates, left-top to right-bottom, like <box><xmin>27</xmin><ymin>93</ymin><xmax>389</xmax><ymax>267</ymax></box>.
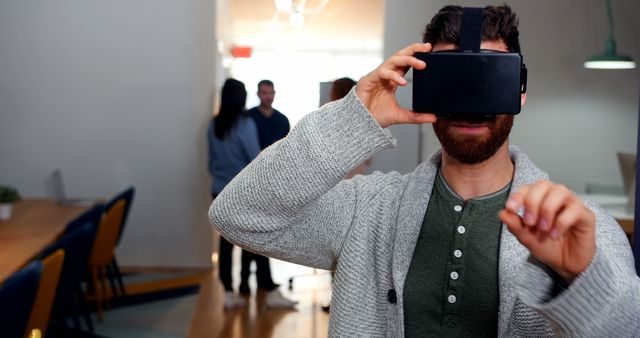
<box><xmin>383</xmin><ymin>0</ymin><xmax>640</xmax><ymax>192</ymax></box>
<box><xmin>0</xmin><ymin>0</ymin><xmax>217</xmax><ymax>267</ymax></box>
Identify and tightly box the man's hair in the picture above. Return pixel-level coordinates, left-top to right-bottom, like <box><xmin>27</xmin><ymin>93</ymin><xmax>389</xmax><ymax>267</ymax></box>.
<box><xmin>423</xmin><ymin>5</ymin><xmax>521</xmax><ymax>53</ymax></box>
<box><xmin>257</xmin><ymin>79</ymin><xmax>274</xmax><ymax>90</ymax></box>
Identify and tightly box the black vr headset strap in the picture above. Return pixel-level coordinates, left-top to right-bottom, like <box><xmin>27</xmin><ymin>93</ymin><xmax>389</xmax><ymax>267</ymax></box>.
<box><xmin>460</xmin><ymin>7</ymin><xmax>528</xmax><ymax>94</ymax></box>
<box><xmin>460</xmin><ymin>7</ymin><xmax>483</xmax><ymax>52</ymax></box>
<box><xmin>521</xmin><ymin>64</ymin><xmax>528</xmax><ymax>94</ymax></box>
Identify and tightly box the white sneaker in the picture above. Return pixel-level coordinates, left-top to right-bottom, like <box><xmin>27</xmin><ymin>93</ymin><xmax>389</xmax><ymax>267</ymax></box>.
<box><xmin>265</xmin><ymin>289</ymin><xmax>298</xmax><ymax>309</ymax></box>
<box><xmin>224</xmin><ymin>291</ymin><xmax>247</xmax><ymax>310</ymax></box>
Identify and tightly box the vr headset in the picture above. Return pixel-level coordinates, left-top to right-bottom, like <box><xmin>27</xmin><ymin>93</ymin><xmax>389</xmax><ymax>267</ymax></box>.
<box><xmin>412</xmin><ymin>7</ymin><xmax>528</xmax><ymax>116</ymax></box>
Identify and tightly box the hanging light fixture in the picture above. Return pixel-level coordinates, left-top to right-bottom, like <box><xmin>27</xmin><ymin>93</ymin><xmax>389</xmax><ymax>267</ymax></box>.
<box><xmin>584</xmin><ymin>0</ymin><xmax>636</xmax><ymax>70</ymax></box>
<box><xmin>289</xmin><ymin>10</ymin><xmax>305</xmax><ymax>28</ymax></box>
<box><xmin>275</xmin><ymin>0</ymin><xmax>292</xmax><ymax>11</ymax></box>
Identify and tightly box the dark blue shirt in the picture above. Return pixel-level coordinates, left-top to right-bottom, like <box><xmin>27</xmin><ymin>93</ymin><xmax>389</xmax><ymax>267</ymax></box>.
<box><xmin>248</xmin><ymin>107</ymin><xmax>290</xmax><ymax>150</ymax></box>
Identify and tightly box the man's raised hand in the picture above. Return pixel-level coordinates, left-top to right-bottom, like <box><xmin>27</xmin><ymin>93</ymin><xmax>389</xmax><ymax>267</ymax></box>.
<box><xmin>355</xmin><ymin>43</ymin><xmax>437</xmax><ymax>128</ymax></box>
<box><xmin>499</xmin><ymin>180</ymin><xmax>596</xmax><ymax>283</ymax></box>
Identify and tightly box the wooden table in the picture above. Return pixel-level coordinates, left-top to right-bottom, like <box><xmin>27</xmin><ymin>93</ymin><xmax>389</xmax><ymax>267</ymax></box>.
<box><xmin>580</xmin><ymin>193</ymin><xmax>635</xmax><ymax>236</ymax></box>
<box><xmin>0</xmin><ymin>199</ymin><xmax>89</xmax><ymax>283</ymax></box>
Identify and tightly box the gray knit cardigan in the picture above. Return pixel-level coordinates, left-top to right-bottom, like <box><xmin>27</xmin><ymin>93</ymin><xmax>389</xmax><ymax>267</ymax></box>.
<box><xmin>209</xmin><ymin>89</ymin><xmax>640</xmax><ymax>337</ymax></box>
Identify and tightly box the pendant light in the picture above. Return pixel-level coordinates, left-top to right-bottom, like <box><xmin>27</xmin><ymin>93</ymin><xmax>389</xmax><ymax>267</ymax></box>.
<box><xmin>584</xmin><ymin>0</ymin><xmax>636</xmax><ymax>70</ymax></box>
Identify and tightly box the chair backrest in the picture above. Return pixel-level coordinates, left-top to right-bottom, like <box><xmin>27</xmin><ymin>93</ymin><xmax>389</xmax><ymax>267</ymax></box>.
<box><xmin>25</xmin><ymin>249</ymin><xmax>65</xmax><ymax>338</ymax></box>
<box><xmin>40</xmin><ymin>222</ymin><xmax>97</xmax><ymax>319</ymax></box>
<box><xmin>64</xmin><ymin>204</ymin><xmax>105</xmax><ymax>235</ymax></box>
<box><xmin>89</xmin><ymin>199</ymin><xmax>126</xmax><ymax>267</ymax></box>
<box><xmin>106</xmin><ymin>187</ymin><xmax>135</xmax><ymax>245</ymax></box>
<box><xmin>0</xmin><ymin>261</ymin><xmax>42</xmax><ymax>338</ymax></box>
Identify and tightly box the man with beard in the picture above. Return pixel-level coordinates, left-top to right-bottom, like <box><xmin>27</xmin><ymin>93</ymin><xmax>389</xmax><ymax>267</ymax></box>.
<box><xmin>209</xmin><ymin>5</ymin><xmax>639</xmax><ymax>337</ymax></box>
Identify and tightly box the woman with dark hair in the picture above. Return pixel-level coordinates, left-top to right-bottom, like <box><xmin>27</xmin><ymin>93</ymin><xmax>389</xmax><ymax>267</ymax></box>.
<box><xmin>207</xmin><ymin>78</ymin><xmax>259</xmax><ymax>309</ymax></box>
<box><xmin>329</xmin><ymin>77</ymin><xmax>357</xmax><ymax>102</ymax></box>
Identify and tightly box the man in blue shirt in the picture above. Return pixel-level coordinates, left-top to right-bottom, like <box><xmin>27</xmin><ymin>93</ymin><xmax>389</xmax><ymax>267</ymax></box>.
<box><xmin>248</xmin><ymin>80</ymin><xmax>290</xmax><ymax>149</ymax></box>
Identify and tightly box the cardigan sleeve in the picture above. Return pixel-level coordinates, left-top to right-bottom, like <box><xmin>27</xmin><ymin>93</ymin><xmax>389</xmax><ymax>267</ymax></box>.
<box><xmin>209</xmin><ymin>89</ymin><xmax>397</xmax><ymax>270</ymax></box>
<box><xmin>516</xmin><ymin>201</ymin><xmax>640</xmax><ymax>337</ymax></box>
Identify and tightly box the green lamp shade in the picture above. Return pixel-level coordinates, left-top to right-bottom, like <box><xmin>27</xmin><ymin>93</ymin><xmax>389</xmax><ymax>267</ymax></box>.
<box><xmin>584</xmin><ymin>0</ymin><xmax>636</xmax><ymax>70</ymax></box>
<box><xmin>584</xmin><ymin>53</ymin><xmax>636</xmax><ymax>69</ymax></box>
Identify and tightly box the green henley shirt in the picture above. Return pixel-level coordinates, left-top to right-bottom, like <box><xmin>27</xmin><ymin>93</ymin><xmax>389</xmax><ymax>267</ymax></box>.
<box><xmin>404</xmin><ymin>170</ymin><xmax>511</xmax><ymax>337</ymax></box>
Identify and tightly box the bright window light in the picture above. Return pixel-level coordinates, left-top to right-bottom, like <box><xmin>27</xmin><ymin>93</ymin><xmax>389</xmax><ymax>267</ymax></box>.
<box><xmin>231</xmin><ymin>51</ymin><xmax>382</xmax><ymax>127</ymax></box>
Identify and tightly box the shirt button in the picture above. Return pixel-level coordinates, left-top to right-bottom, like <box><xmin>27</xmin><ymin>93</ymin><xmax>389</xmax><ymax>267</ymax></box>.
<box><xmin>387</xmin><ymin>289</ymin><xmax>397</xmax><ymax>304</ymax></box>
<box><xmin>450</xmin><ymin>271</ymin><xmax>459</xmax><ymax>280</ymax></box>
<box><xmin>453</xmin><ymin>250</ymin><xmax>462</xmax><ymax>258</ymax></box>
<box><xmin>448</xmin><ymin>295</ymin><xmax>457</xmax><ymax>304</ymax></box>
<box><xmin>457</xmin><ymin>226</ymin><xmax>466</xmax><ymax>234</ymax></box>
<box><xmin>453</xmin><ymin>205</ymin><xmax>462</xmax><ymax>212</ymax></box>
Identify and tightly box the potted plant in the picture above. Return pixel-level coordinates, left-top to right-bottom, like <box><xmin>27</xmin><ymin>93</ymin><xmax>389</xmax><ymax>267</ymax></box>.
<box><xmin>0</xmin><ymin>185</ymin><xmax>21</xmax><ymax>220</ymax></box>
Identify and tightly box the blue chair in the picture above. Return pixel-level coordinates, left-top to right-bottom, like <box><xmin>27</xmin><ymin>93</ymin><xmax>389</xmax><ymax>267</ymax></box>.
<box><xmin>0</xmin><ymin>261</ymin><xmax>42</xmax><ymax>338</ymax></box>
<box><xmin>105</xmin><ymin>187</ymin><xmax>135</xmax><ymax>298</ymax></box>
<box><xmin>58</xmin><ymin>204</ymin><xmax>104</xmax><ymax>330</ymax></box>
<box><xmin>41</xmin><ymin>222</ymin><xmax>98</xmax><ymax>333</ymax></box>
<box><xmin>107</xmin><ymin>187</ymin><xmax>135</xmax><ymax>245</ymax></box>
<box><xmin>64</xmin><ymin>204</ymin><xmax>105</xmax><ymax>235</ymax></box>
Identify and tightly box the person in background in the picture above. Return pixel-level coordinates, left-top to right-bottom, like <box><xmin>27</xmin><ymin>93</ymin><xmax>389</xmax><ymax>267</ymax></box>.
<box><xmin>248</xmin><ymin>79</ymin><xmax>291</xmax><ymax>150</ymax></box>
<box><xmin>330</xmin><ymin>77</ymin><xmax>357</xmax><ymax>102</ymax></box>
<box><xmin>207</xmin><ymin>78</ymin><xmax>258</xmax><ymax>310</ymax></box>
<box><xmin>242</xmin><ymin>79</ymin><xmax>297</xmax><ymax>309</ymax></box>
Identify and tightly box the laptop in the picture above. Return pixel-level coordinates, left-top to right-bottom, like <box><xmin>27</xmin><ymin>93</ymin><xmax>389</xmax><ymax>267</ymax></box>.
<box><xmin>616</xmin><ymin>152</ymin><xmax>636</xmax><ymax>212</ymax></box>
<box><xmin>52</xmin><ymin>169</ymin><xmax>96</xmax><ymax>206</ymax></box>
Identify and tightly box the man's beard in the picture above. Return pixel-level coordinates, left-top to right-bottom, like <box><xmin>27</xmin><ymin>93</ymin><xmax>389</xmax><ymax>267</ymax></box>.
<box><xmin>432</xmin><ymin>115</ymin><xmax>514</xmax><ymax>165</ymax></box>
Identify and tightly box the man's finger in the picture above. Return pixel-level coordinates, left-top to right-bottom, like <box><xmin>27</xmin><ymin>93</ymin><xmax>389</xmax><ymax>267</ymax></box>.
<box><xmin>506</xmin><ymin>185</ymin><xmax>530</xmax><ymax>211</ymax></box>
<box><xmin>396</xmin><ymin>43</ymin><xmax>432</xmax><ymax>57</ymax></box>
<box><xmin>500</xmin><ymin>209</ymin><xmax>536</xmax><ymax>248</ymax></box>
<box><xmin>394</xmin><ymin>110</ymin><xmax>437</xmax><ymax>125</ymax></box>
<box><xmin>408</xmin><ymin>111</ymin><xmax>437</xmax><ymax>124</ymax></box>
<box><xmin>522</xmin><ymin>180</ymin><xmax>553</xmax><ymax>227</ymax></box>
<box><xmin>388</xmin><ymin>55</ymin><xmax>427</xmax><ymax>71</ymax></box>
<box><xmin>552</xmin><ymin>204</ymin><xmax>583</xmax><ymax>238</ymax></box>
<box><xmin>378</xmin><ymin>68</ymin><xmax>407</xmax><ymax>86</ymax></box>
<box><xmin>538</xmin><ymin>184</ymin><xmax>573</xmax><ymax>233</ymax></box>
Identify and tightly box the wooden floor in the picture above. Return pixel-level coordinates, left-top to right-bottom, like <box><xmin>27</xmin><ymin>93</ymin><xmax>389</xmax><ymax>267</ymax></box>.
<box><xmin>187</xmin><ymin>259</ymin><xmax>332</xmax><ymax>338</ymax></box>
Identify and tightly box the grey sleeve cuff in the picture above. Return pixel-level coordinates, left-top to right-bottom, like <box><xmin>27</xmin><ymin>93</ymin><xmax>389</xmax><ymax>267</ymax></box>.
<box><xmin>517</xmin><ymin>248</ymin><xmax>640</xmax><ymax>337</ymax></box>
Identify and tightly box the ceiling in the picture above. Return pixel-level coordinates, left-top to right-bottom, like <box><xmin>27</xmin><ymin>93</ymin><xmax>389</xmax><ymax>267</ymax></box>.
<box><xmin>226</xmin><ymin>0</ymin><xmax>384</xmax><ymax>52</ymax></box>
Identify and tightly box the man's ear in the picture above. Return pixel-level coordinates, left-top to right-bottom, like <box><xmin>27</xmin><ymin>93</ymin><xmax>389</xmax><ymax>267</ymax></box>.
<box><xmin>520</xmin><ymin>93</ymin><xmax>527</xmax><ymax>107</ymax></box>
